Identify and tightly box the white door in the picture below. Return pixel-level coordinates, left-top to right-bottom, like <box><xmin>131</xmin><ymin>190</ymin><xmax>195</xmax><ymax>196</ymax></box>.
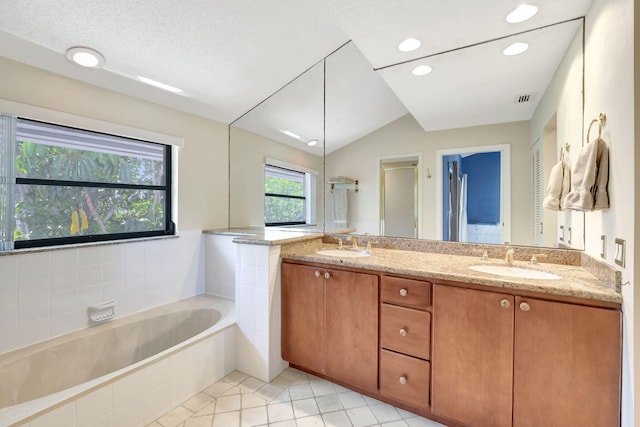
<box><xmin>381</xmin><ymin>163</ymin><xmax>417</xmax><ymax>238</ymax></box>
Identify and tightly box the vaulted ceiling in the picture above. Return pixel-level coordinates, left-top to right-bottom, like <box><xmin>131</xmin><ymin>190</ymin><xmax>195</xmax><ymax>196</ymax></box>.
<box><xmin>0</xmin><ymin>1</ymin><xmax>593</xmax><ymax>152</ymax></box>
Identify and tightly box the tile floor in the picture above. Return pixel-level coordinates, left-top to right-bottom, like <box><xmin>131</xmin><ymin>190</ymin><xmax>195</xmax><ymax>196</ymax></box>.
<box><xmin>147</xmin><ymin>368</ymin><xmax>446</xmax><ymax>427</ymax></box>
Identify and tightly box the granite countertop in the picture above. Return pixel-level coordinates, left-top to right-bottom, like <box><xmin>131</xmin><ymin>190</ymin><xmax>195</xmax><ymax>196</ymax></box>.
<box><xmin>203</xmin><ymin>227</ymin><xmax>324</xmax><ymax>245</ymax></box>
<box><xmin>282</xmin><ymin>243</ymin><xmax>622</xmax><ymax>304</ymax></box>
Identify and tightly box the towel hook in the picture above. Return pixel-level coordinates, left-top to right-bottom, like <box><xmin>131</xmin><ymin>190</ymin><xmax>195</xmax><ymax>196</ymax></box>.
<box><xmin>586</xmin><ymin>112</ymin><xmax>606</xmax><ymax>143</ymax></box>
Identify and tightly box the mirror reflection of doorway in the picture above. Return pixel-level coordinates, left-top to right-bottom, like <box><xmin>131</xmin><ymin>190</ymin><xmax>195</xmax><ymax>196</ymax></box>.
<box><xmin>380</xmin><ymin>159</ymin><xmax>419</xmax><ymax>238</ymax></box>
<box><xmin>436</xmin><ymin>144</ymin><xmax>510</xmax><ymax>244</ymax></box>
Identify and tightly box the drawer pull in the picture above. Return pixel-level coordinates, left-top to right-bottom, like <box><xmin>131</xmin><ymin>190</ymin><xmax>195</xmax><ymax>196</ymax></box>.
<box><xmin>399</xmin><ymin>288</ymin><xmax>408</xmax><ymax>297</ymax></box>
<box><xmin>399</xmin><ymin>376</ymin><xmax>407</xmax><ymax>385</ymax></box>
<box><xmin>324</xmin><ymin>272</ymin><xmax>331</xmax><ymax>279</ymax></box>
<box><xmin>314</xmin><ymin>271</ymin><xmax>321</xmax><ymax>278</ymax></box>
<box><xmin>520</xmin><ymin>302</ymin><xmax>531</xmax><ymax>312</ymax></box>
<box><xmin>399</xmin><ymin>328</ymin><xmax>408</xmax><ymax>337</ymax></box>
<box><xmin>500</xmin><ymin>299</ymin><xmax>511</xmax><ymax>308</ymax></box>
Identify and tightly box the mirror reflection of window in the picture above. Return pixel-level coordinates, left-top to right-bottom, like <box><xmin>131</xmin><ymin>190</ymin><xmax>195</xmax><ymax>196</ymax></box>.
<box><xmin>264</xmin><ymin>163</ymin><xmax>317</xmax><ymax>227</ymax></box>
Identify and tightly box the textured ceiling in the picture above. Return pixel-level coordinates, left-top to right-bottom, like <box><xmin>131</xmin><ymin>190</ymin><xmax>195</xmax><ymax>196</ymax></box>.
<box><xmin>0</xmin><ymin>0</ymin><xmax>349</xmax><ymax>123</ymax></box>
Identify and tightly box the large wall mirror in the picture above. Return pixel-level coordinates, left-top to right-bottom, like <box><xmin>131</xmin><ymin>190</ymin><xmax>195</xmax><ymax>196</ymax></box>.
<box><xmin>229</xmin><ymin>16</ymin><xmax>586</xmax><ymax>250</ymax></box>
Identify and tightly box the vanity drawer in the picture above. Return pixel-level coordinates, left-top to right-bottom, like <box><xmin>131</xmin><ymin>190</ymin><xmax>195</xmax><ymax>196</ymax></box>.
<box><xmin>381</xmin><ymin>304</ymin><xmax>431</xmax><ymax>360</ymax></box>
<box><xmin>381</xmin><ymin>276</ymin><xmax>431</xmax><ymax>309</ymax></box>
<box><xmin>380</xmin><ymin>349</ymin><xmax>430</xmax><ymax>409</ymax></box>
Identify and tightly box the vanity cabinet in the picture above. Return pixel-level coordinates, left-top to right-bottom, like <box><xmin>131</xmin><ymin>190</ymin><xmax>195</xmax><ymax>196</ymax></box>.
<box><xmin>379</xmin><ymin>276</ymin><xmax>432</xmax><ymax>409</ymax></box>
<box><xmin>512</xmin><ymin>296</ymin><xmax>621</xmax><ymax>427</ymax></box>
<box><xmin>281</xmin><ymin>262</ymin><xmax>379</xmax><ymax>392</ymax></box>
<box><xmin>432</xmin><ymin>284</ymin><xmax>622</xmax><ymax>427</ymax></box>
<box><xmin>432</xmin><ymin>285</ymin><xmax>514</xmax><ymax>427</ymax></box>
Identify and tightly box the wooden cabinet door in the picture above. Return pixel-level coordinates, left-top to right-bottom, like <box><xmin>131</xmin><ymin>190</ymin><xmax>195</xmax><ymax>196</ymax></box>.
<box><xmin>325</xmin><ymin>269</ymin><xmax>379</xmax><ymax>392</ymax></box>
<box><xmin>281</xmin><ymin>263</ymin><xmax>325</xmax><ymax>374</ymax></box>
<box><xmin>513</xmin><ymin>297</ymin><xmax>622</xmax><ymax>427</ymax></box>
<box><xmin>432</xmin><ymin>285</ymin><xmax>514</xmax><ymax>427</ymax></box>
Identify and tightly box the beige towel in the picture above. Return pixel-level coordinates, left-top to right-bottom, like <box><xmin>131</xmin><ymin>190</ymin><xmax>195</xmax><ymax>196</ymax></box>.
<box><xmin>542</xmin><ymin>160</ymin><xmax>571</xmax><ymax>211</ymax></box>
<box><xmin>563</xmin><ymin>138</ymin><xmax>609</xmax><ymax>211</ymax></box>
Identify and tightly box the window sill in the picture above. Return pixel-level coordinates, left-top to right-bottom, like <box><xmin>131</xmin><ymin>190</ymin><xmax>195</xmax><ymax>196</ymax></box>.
<box><xmin>0</xmin><ymin>235</ymin><xmax>179</xmax><ymax>257</ymax></box>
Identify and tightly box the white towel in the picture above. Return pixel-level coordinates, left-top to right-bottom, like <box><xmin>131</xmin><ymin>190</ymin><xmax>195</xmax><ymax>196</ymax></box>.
<box><xmin>543</xmin><ymin>160</ymin><xmax>571</xmax><ymax>211</ymax></box>
<box><xmin>333</xmin><ymin>188</ymin><xmax>348</xmax><ymax>227</ymax></box>
<box><xmin>563</xmin><ymin>138</ymin><xmax>609</xmax><ymax>211</ymax></box>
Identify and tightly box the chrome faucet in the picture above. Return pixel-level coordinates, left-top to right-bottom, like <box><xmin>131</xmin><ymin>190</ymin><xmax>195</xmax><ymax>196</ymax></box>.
<box><xmin>347</xmin><ymin>235</ymin><xmax>359</xmax><ymax>249</ymax></box>
<box><xmin>505</xmin><ymin>247</ymin><xmax>515</xmax><ymax>265</ymax></box>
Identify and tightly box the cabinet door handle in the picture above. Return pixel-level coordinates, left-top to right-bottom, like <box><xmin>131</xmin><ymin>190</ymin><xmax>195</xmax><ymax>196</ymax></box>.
<box><xmin>399</xmin><ymin>328</ymin><xmax>408</xmax><ymax>337</ymax></box>
<box><xmin>519</xmin><ymin>301</ymin><xmax>531</xmax><ymax>312</ymax></box>
<box><xmin>314</xmin><ymin>271</ymin><xmax>321</xmax><ymax>278</ymax></box>
<box><xmin>324</xmin><ymin>272</ymin><xmax>331</xmax><ymax>279</ymax></box>
<box><xmin>399</xmin><ymin>376</ymin><xmax>407</xmax><ymax>385</ymax></box>
<box><xmin>500</xmin><ymin>299</ymin><xmax>511</xmax><ymax>308</ymax></box>
<box><xmin>399</xmin><ymin>288</ymin><xmax>408</xmax><ymax>297</ymax></box>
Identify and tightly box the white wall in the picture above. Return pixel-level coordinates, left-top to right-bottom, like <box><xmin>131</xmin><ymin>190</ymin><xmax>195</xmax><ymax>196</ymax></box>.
<box><xmin>0</xmin><ymin>57</ymin><xmax>229</xmax><ymax>354</ymax></box>
<box><xmin>325</xmin><ymin>116</ymin><xmax>532</xmax><ymax>244</ymax></box>
<box><xmin>229</xmin><ymin>126</ymin><xmax>324</xmax><ymax>228</ymax></box>
<box><xmin>583</xmin><ymin>0</ymin><xmax>635</xmax><ymax>424</ymax></box>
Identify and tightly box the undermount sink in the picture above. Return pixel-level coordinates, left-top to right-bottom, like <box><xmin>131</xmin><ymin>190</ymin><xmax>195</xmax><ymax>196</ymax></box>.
<box><xmin>315</xmin><ymin>249</ymin><xmax>371</xmax><ymax>258</ymax></box>
<box><xmin>468</xmin><ymin>265</ymin><xmax>561</xmax><ymax>280</ymax></box>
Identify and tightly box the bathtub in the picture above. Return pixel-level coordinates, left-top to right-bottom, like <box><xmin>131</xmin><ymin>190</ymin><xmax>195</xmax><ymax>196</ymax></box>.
<box><xmin>0</xmin><ymin>294</ymin><xmax>236</xmax><ymax>427</ymax></box>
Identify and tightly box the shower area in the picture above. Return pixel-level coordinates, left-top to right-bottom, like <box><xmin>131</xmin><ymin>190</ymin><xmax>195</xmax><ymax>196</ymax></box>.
<box><xmin>442</xmin><ymin>151</ymin><xmax>502</xmax><ymax>244</ymax></box>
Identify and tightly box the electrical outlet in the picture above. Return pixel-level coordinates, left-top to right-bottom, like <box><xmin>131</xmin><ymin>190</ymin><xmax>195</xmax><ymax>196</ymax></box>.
<box><xmin>600</xmin><ymin>235</ymin><xmax>606</xmax><ymax>259</ymax></box>
<box><xmin>614</xmin><ymin>238</ymin><xmax>625</xmax><ymax>267</ymax></box>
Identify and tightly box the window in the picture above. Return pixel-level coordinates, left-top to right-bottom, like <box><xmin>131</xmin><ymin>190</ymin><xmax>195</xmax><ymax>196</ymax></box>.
<box><xmin>0</xmin><ymin>116</ymin><xmax>174</xmax><ymax>250</ymax></box>
<box><xmin>264</xmin><ymin>163</ymin><xmax>316</xmax><ymax>226</ymax></box>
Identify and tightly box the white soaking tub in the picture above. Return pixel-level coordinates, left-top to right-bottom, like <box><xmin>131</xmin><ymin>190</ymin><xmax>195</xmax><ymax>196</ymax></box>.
<box><xmin>0</xmin><ymin>294</ymin><xmax>236</xmax><ymax>427</ymax></box>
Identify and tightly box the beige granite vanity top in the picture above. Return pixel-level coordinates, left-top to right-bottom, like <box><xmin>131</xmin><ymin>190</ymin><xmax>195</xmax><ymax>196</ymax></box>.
<box><xmin>203</xmin><ymin>227</ymin><xmax>324</xmax><ymax>245</ymax></box>
<box><xmin>283</xmin><ymin>243</ymin><xmax>622</xmax><ymax>305</ymax></box>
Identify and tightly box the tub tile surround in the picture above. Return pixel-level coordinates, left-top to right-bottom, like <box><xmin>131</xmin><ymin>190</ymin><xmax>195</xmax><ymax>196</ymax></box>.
<box><xmin>234</xmin><ymin>243</ymin><xmax>288</xmax><ymax>383</ymax></box>
<box><xmin>145</xmin><ymin>368</ymin><xmax>445</xmax><ymax>427</ymax></box>
<box><xmin>0</xmin><ymin>230</ymin><xmax>206</xmax><ymax>356</ymax></box>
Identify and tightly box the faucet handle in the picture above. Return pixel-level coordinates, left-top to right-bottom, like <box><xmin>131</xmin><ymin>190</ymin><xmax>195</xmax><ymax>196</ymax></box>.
<box><xmin>530</xmin><ymin>253</ymin><xmax>548</xmax><ymax>264</ymax></box>
<box><xmin>337</xmin><ymin>238</ymin><xmax>343</xmax><ymax>250</ymax></box>
<box><xmin>472</xmin><ymin>248</ymin><xmax>489</xmax><ymax>261</ymax></box>
<box><xmin>366</xmin><ymin>240</ymin><xmax>379</xmax><ymax>252</ymax></box>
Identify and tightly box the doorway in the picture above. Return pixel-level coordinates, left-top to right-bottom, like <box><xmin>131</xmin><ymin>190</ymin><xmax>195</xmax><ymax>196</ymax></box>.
<box><xmin>436</xmin><ymin>145</ymin><xmax>510</xmax><ymax>244</ymax></box>
<box><xmin>380</xmin><ymin>157</ymin><xmax>420</xmax><ymax>238</ymax></box>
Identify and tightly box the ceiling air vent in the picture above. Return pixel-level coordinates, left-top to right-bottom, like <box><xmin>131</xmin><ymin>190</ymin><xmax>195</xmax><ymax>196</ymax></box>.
<box><xmin>515</xmin><ymin>93</ymin><xmax>536</xmax><ymax>103</ymax></box>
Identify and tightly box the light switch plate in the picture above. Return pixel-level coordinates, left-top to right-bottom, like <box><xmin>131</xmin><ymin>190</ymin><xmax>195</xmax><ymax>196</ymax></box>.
<box><xmin>614</xmin><ymin>238</ymin><xmax>625</xmax><ymax>267</ymax></box>
<box><xmin>600</xmin><ymin>235</ymin><xmax>606</xmax><ymax>259</ymax></box>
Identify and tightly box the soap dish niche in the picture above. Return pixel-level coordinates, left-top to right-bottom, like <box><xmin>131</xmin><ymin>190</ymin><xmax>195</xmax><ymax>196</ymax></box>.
<box><xmin>88</xmin><ymin>300</ymin><xmax>116</xmax><ymax>325</ymax></box>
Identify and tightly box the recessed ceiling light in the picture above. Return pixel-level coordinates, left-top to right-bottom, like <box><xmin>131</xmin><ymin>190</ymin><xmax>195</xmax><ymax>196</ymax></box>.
<box><xmin>398</xmin><ymin>38</ymin><xmax>422</xmax><ymax>52</ymax></box>
<box><xmin>65</xmin><ymin>46</ymin><xmax>105</xmax><ymax>68</ymax></box>
<box><xmin>137</xmin><ymin>76</ymin><xmax>183</xmax><ymax>94</ymax></box>
<box><xmin>280</xmin><ymin>130</ymin><xmax>301</xmax><ymax>140</ymax></box>
<box><xmin>412</xmin><ymin>65</ymin><xmax>432</xmax><ymax>76</ymax></box>
<box><xmin>506</xmin><ymin>4</ymin><xmax>538</xmax><ymax>23</ymax></box>
<box><xmin>503</xmin><ymin>42</ymin><xmax>529</xmax><ymax>56</ymax></box>
<box><xmin>306</xmin><ymin>139</ymin><xmax>319</xmax><ymax>147</ymax></box>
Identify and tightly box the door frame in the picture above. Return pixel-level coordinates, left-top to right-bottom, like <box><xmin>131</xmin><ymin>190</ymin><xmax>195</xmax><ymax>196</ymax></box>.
<box><xmin>378</xmin><ymin>153</ymin><xmax>422</xmax><ymax>237</ymax></box>
<box><xmin>435</xmin><ymin>144</ymin><xmax>511</xmax><ymax>244</ymax></box>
